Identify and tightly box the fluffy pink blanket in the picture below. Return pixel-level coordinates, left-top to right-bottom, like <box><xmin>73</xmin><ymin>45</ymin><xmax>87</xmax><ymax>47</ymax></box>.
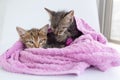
<box><xmin>0</xmin><ymin>17</ymin><xmax>120</xmax><ymax>75</ymax></box>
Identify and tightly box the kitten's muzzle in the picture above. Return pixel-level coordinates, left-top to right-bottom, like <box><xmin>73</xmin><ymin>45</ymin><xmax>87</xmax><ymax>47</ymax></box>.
<box><xmin>56</xmin><ymin>35</ymin><xmax>67</xmax><ymax>42</ymax></box>
<box><xmin>34</xmin><ymin>44</ymin><xmax>40</xmax><ymax>48</ymax></box>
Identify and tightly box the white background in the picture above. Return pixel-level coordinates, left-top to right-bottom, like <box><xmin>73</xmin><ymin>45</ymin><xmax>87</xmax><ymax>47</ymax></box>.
<box><xmin>0</xmin><ymin>0</ymin><xmax>120</xmax><ymax>80</ymax></box>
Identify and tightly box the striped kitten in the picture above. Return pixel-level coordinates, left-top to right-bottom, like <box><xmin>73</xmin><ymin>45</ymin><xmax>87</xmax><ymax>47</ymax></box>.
<box><xmin>16</xmin><ymin>24</ymin><xmax>48</xmax><ymax>48</ymax></box>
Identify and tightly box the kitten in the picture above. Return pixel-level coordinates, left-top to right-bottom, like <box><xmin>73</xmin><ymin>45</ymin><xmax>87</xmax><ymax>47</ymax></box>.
<box><xmin>45</xmin><ymin>8</ymin><xmax>83</xmax><ymax>43</ymax></box>
<box><xmin>16</xmin><ymin>24</ymin><xmax>48</xmax><ymax>48</ymax></box>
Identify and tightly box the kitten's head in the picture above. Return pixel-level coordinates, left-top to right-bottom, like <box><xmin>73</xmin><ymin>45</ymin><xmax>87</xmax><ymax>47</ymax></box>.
<box><xmin>16</xmin><ymin>24</ymin><xmax>49</xmax><ymax>48</ymax></box>
<box><xmin>45</xmin><ymin>8</ymin><xmax>74</xmax><ymax>42</ymax></box>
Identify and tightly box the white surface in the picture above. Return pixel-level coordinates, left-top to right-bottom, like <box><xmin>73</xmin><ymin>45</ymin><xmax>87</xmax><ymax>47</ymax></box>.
<box><xmin>1</xmin><ymin>0</ymin><xmax>120</xmax><ymax>80</ymax></box>
<box><xmin>0</xmin><ymin>66</ymin><xmax>120</xmax><ymax>80</ymax></box>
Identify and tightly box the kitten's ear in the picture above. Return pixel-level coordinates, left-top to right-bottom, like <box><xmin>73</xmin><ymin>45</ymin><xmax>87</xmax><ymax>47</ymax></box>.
<box><xmin>40</xmin><ymin>24</ymin><xmax>49</xmax><ymax>35</ymax></box>
<box><xmin>44</xmin><ymin>8</ymin><xmax>55</xmax><ymax>18</ymax></box>
<box><xmin>16</xmin><ymin>27</ymin><xmax>26</xmax><ymax>36</ymax></box>
<box><xmin>64</xmin><ymin>10</ymin><xmax>74</xmax><ymax>23</ymax></box>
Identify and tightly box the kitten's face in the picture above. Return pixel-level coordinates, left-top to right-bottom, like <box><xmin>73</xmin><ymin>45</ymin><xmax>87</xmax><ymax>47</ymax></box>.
<box><xmin>16</xmin><ymin>24</ymin><xmax>48</xmax><ymax>48</ymax></box>
<box><xmin>45</xmin><ymin>8</ymin><xmax>74</xmax><ymax>42</ymax></box>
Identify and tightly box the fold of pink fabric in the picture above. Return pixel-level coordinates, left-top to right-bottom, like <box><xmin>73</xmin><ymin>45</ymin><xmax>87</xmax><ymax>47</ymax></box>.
<box><xmin>0</xmin><ymin>17</ymin><xmax>120</xmax><ymax>75</ymax></box>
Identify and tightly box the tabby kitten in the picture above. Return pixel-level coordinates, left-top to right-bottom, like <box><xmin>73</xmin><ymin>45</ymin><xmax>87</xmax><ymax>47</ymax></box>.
<box><xmin>16</xmin><ymin>24</ymin><xmax>48</xmax><ymax>48</ymax></box>
<box><xmin>45</xmin><ymin>8</ymin><xmax>83</xmax><ymax>44</ymax></box>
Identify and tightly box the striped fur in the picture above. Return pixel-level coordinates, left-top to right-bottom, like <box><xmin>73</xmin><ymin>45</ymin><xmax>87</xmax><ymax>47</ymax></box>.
<box><xmin>16</xmin><ymin>24</ymin><xmax>48</xmax><ymax>48</ymax></box>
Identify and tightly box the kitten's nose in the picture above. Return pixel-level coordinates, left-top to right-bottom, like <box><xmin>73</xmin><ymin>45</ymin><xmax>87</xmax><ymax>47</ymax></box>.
<box><xmin>35</xmin><ymin>44</ymin><xmax>39</xmax><ymax>48</ymax></box>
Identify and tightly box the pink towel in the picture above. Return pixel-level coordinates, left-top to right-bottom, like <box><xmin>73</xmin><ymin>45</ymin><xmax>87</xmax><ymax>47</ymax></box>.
<box><xmin>0</xmin><ymin>17</ymin><xmax>120</xmax><ymax>75</ymax></box>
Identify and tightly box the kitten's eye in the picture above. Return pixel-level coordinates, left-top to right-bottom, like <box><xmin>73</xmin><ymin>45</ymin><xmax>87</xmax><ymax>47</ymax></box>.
<box><xmin>59</xmin><ymin>31</ymin><xmax>62</xmax><ymax>33</ymax></box>
<box><xmin>39</xmin><ymin>39</ymin><xmax>46</xmax><ymax>43</ymax></box>
<box><xmin>43</xmin><ymin>39</ymin><xmax>46</xmax><ymax>41</ymax></box>
<box><xmin>63</xmin><ymin>27</ymin><xmax>67</xmax><ymax>29</ymax></box>
<box><xmin>29</xmin><ymin>41</ymin><xmax>34</xmax><ymax>44</ymax></box>
<box><xmin>57</xmin><ymin>31</ymin><xmax>62</xmax><ymax>35</ymax></box>
<box><xmin>39</xmin><ymin>40</ymin><xmax>43</xmax><ymax>43</ymax></box>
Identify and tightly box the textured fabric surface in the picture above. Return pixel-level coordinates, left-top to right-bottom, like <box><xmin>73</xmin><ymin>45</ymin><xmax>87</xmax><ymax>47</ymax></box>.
<box><xmin>0</xmin><ymin>17</ymin><xmax>120</xmax><ymax>75</ymax></box>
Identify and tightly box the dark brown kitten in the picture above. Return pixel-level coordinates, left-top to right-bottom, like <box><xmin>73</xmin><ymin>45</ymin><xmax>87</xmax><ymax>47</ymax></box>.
<box><xmin>45</xmin><ymin>8</ymin><xmax>83</xmax><ymax>44</ymax></box>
